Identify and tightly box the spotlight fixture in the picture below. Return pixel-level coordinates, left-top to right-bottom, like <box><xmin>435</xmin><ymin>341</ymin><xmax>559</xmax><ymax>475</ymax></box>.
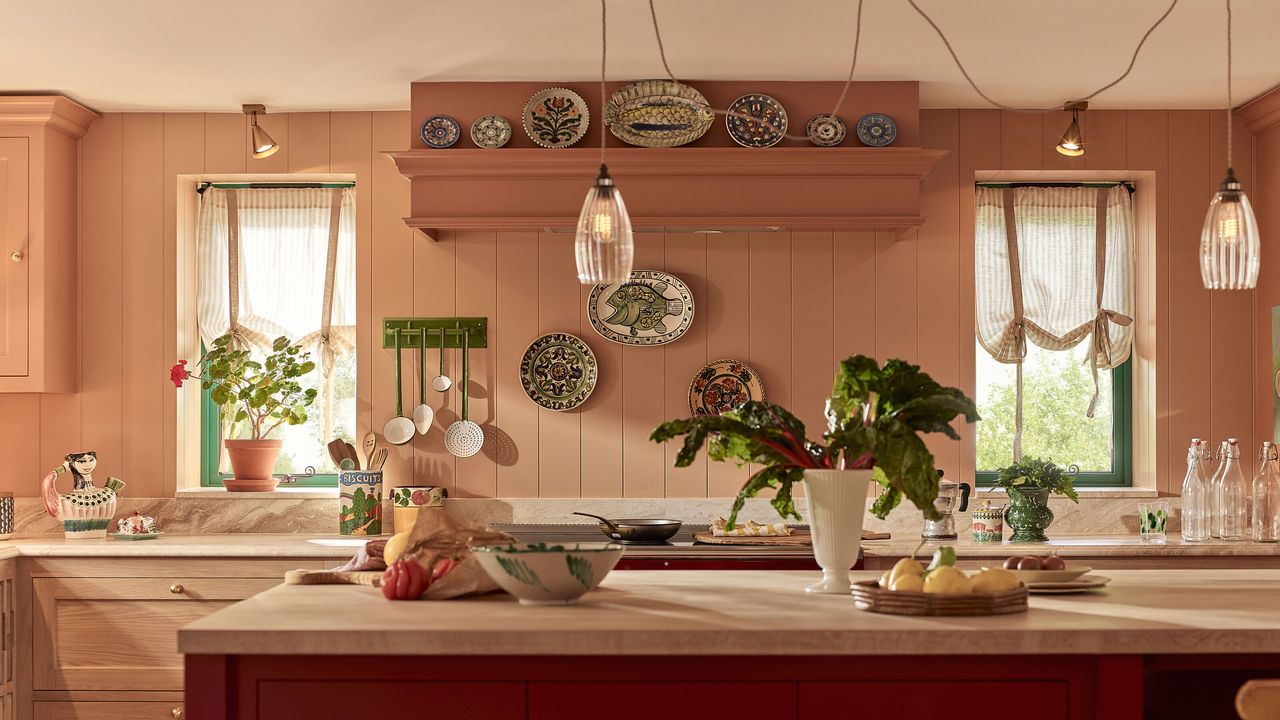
<box><xmin>1055</xmin><ymin>101</ymin><xmax>1087</xmax><ymax>157</ymax></box>
<box><xmin>242</xmin><ymin>104</ymin><xmax>280</xmax><ymax>160</ymax></box>
<box><xmin>1200</xmin><ymin>0</ymin><xmax>1259</xmax><ymax>290</ymax></box>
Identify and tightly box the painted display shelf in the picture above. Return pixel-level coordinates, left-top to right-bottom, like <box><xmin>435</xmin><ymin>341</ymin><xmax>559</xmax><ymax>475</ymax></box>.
<box><xmin>390</xmin><ymin>146</ymin><xmax>947</xmax><ymax>240</ymax></box>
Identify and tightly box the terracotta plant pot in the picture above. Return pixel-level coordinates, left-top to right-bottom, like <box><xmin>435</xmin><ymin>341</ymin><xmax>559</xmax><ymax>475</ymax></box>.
<box><xmin>223</xmin><ymin>439</ymin><xmax>282</xmax><ymax>492</ymax></box>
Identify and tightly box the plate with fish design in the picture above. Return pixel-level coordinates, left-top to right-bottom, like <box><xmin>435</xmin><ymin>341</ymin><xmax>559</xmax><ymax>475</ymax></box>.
<box><xmin>520</xmin><ymin>333</ymin><xmax>598</xmax><ymax>411</ymax></box>
<box><xmin>725</xmin><ymin>93</ymin><xmax>788</xmax><ymax>148</ymax></box>
<box><xmin>588</xmin><ymin>270</ymin><xmax>694</xmax><ymax>346</ymax></box>
<box><xmin>605</xmin><ymin>79</ymin><xmax>714</xmax><ymax>148</ymax></box>
<box><xmin>522</xmin><ymin>87</ymin><xmax>590</xmax><ymax>149</ymax></box>
<box><xmin>688</xmin><ymin>359</ymin><xmax>765</xmax><ymax>416</ymax></box>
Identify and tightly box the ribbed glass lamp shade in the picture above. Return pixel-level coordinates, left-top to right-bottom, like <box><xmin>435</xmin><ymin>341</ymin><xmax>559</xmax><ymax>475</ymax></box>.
<box><xmin>575</xmin><ymin>164</ymin><xmax>634</xmax><ymax>285</ymax></box>
<box><xmin>1200</xmin><ymin>167</ymin><xmax>1260</xmax><ymax>290</ymax></box>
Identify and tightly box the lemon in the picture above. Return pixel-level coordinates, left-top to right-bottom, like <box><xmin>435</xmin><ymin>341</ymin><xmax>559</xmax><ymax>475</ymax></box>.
<box><xmin>878</xmin><ymin>570</ymin><xmax>893</xmax><ymax>588</ymax></box>
<box><xmin>923</xmin><ymin>565</ymin><xmax>972</xmax><ymax>595</ymax></box>
<box><xmin>971</xmin><ymin>568</ymin><xmax>1021</xmax><ymax>594</ymax></box>
<box><xmin>383</xmin><ymin>532</ymin><xmax>411</xmax><ymax>565</ymax></box>
<box><xmin>889</xmin><ymin>574</ymin><xmax>925</xmax><ymax>592</ymax></box>
<box><xmin>888</xmin><ymin>558</ymin><xmax>925</xmax><ymax>587</ymax></box>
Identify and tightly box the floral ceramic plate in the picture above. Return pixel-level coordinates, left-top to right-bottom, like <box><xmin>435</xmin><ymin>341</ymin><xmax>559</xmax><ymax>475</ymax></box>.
<box><xmin>470</xmin><ymin>115</ymin><xmax>512</xmax><ymax>148</ymax></box>
<box><xmin>522</xmin><ymin>87</ymin><xmax>590</xmax><ymax>148</ymax></box>
<box><xmin>520</xmin><ymin>333</ymin><xmax>598</xmax><ymax>411</ymax></box>
<box><xmin>726</xmin><ymin>93</ymin><xmax>788</xmax><ymax>148</ymax></box>
<box><xmin>856</xmin><ymin>113</ymin><xmax>897</xmax><ymax>147</ymax></box>
<box><xmin>588</xmin><ymin>270</ymin><xmax>694</xmax><ymax>346</ymax></box>
<box><xmin>805</xmin><ymin>113</ymin><xmax>847</xmax><ymax>146</ymax></box>
<box><xmin>605</xmin><ymin>79</ymin><xmax>714</xmax><ymax>148</ymax></box>
<box><xmin>420</xmin><ymin>115</ymin><xmax>462</xmax><ymax>148</ymax></box>
<box><xmin>688</xmin><ymin>359</ymin><xmax>765</xmax><ymax>416</ymax></box>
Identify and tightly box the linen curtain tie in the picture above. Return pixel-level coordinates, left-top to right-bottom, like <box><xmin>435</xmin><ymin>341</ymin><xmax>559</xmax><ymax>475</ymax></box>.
<box><xmin>1002</xmin><ymin>189</ymin><xmax>1027</xmax><ymax>461</ymax></box>
<box><xmin>317</xmin><ymin>188</ymin><xmax>343</xmax><ymax>444</ymax></box>
<box><xmin>1086</xmin><ymin>188</ymin><xmax>1133</xmax><ymax>418</ymax></box>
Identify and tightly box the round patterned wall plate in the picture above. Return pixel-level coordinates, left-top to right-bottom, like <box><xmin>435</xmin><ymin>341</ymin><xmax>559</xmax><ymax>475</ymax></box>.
<box><xmin>522</xmin><ymin>87</ymin><xmax>590</xmax><ymax>148</ymax></box>
<box><xmin>588</xmin><ymin>270</ymin><xmax>694</xmax><ymax>346</ymax></box>
<box><xmin>688</xmin><ymin>359</ymin><xmax>765</xmax><ymax>417</ymax></box>
<box><xmin>470</xmin><ymin>115</ymin><xmax>512</xmax><ymax>148</ymax></box>
<box><xmin>726</xmin><ymin>93</ymin><xmax>788</xmax><ymax>148</ymax></box>
<box><xmin>520</xmin><ymin>333</ymin><xmax>598</xmax><ymax>411</ymax></box>
<box><xmin>805</xmin><ymin>113</ymin><xmax>847</xmax><ymax>147</ymax></box>
<box><xmin>420</xmin><ymin>115</ymin><xmax>462</xmax><ymax>148</ymax></box>
<box><xmin>856</xmin><ymin>113</ymin><xmax>898</xmax><ymax>147</ymax></box>
<box><xmin>605</xmin><ymin>79</ymin><xmax>714</xmax><ymax>148</ymax></box>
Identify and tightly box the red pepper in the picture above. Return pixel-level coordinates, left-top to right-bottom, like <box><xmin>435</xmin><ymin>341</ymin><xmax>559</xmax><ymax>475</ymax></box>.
<box><xmin>431</xmin><ymin>557</ymin><xmax>459</xmax><ymax>583</ymax></box>
<box><xmin>381</xmin><ymin>560</ymin><xmax>429</xmax><ymax>601</ymax></box>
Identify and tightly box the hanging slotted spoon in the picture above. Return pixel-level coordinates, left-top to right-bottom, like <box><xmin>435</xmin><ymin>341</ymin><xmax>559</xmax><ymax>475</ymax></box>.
<box><xmin>412</xmin><ymin>328</ymin><xmax>434</xmax><ymax>435</ymax></box>
<box><xmin>444</xmin><ymin>328</ymin><xmax>484</xmax><ymax>458</ymax></box>
<box><xmin>431</xmin><ymin>327</ymin><xmax>452</xmax><ymax>392</ymax></box>
<box><xmin>383</xmin><ymin>330</ymin><xmax>416</xmax><ymax>446</ymax></box>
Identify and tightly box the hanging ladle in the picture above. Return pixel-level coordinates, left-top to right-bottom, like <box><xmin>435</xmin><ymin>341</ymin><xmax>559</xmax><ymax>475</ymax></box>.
<box><xmin>431</xmin><ymin>327</ymin><xmax>452</xmax><ymax>392</ymax></box>
<box><xmin>444</xmin><ymin>329</ymin><xmax>484</xmax><ymax>458</ymax></box>
<box><xmin>412</xmin><ymin>328</ymin><xmax>434</xmax><ymax>435</ymax></box>
<box><xmin>383</xmin><ymin>329</ymin><xmax>416</xmax><ymax>446</ymax></box>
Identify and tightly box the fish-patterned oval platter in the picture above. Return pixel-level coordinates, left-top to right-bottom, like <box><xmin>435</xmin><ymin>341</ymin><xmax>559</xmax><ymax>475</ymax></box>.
<box><xmin>688</xmin><ymin>359</ymin><xmax>765</xmax><ymax>416</ymax></box>
<box><xmin>588</xmin><ymin>270</ymin><xmax>694</xmax><ymax>346</ymax></box>
<box><xmin>725</xmin><ymin>93</ymin><xmax>788</xmax><ymax>148</ymax></box>
<box><xmin>522</xmin><ymin>87</ymin><xmax>590</xmax><ymax>149</ymax></box>
<box><xmin>520</xmin><ymin>333</ymin><xmax>598</xmax><ymax>411</ymax></box>
<box><xmin>605</xmin><ymin>80</ymin><xmax>714</xmax><ymax>148</ymax></box>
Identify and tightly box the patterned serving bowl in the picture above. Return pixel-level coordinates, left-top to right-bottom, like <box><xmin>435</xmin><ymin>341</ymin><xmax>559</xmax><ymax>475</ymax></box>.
<box><xmin>471</xmin><ymin>542</ymin><xmax>624</xmax><ymax>605</ymax></box>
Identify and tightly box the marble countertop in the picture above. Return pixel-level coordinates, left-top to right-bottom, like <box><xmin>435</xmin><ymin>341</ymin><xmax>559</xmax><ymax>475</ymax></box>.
<box><xmin>861</xmin><ymin>535</ymin><xmax>1280</xmax><ymax>558</ymax></box>
<box><xmin>0</xmin><ymin>533</ymin><xmax>357</xmax><ymax>557</ymax></box>
<box><xmin>178</xmin><ymin>568</ymin><xmax>1280</xmax><ymax>656</ymax></box>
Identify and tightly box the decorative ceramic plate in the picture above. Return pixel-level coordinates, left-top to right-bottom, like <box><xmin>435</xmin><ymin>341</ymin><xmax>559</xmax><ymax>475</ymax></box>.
<box><xmin>856</xmin><ymin>113</ymin><xmax>897</xmax><ymax>147</ymax></box>
<box><xmin>1025</xmin><ymin>575</ymin><xmax>1111</xmax><ymax>594</ymax></box>
<box><xmin>470</xmin><ymin>115</ymin><xmax>512</xmax><ymax>148</ymax></box>
<box><xmin>522</xmin><ymin>87</ymin><xmax>590</xmax><ymax>148</ymax></box>
<box><xmin>520</xmin><ymin>333</ymin><xmax>598</xmax><ymax>411</ymax></box>
<box><xmin>588</xmin><ymin>270</ymin><xmax>694</xmax><ymax>346</ymax></box>
<box><xmin>420</xmin><ymin>115</ymin><xmax>462</xmax><ymax>148</ymax></box>
<box><xmin>112</xmin><ymin>532</ymin><xmax>161</xmax><ymax>541</ymax></box>
<box><xmin>984</xmin><ymin>565</ymin><xmax>1093</xmax><ymax>584</ymax></box>
<box><xmin>605</xmin><ymin>80</ymin><xmax>714</xmax><ymax>148</ymax></box>
<box><xmin>805</xmin><ymin>113</ymin><xmax>847</xmax><ymax>147</ymax></box>
<box><xmin>726</xmin><ymin>93</ymin><xmax>788</xmax><ymax>148</ymax></box>
<box><xmin>688</xmin><ymin>359</ymin><xmax>765</xmax><ymax>416</ymax></box>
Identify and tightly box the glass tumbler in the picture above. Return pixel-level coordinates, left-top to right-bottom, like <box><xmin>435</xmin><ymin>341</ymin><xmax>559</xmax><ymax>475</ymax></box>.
<box><xmin>1138</xmin><ymin>500</ymin><xmax>1170</xmax><ymax>544</ymax></box>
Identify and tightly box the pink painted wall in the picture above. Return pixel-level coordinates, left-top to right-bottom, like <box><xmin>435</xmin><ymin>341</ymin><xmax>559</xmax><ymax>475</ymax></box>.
<box><xmin>0</xmin><ymin>95</ymin><xmax>1261</xmax><ymax>498</ymax></box>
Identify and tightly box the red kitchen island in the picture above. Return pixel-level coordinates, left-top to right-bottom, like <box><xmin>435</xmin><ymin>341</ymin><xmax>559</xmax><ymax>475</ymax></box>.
<box><xmin>179</xmin><ymin>569</ymin><xmax>1280</xmax><ymax>719</ymax></box>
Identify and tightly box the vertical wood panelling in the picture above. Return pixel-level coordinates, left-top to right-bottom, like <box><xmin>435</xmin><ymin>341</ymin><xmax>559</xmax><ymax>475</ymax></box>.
<box><xmin>662</xmin><ymin>233</ymin><xmax>708</xmax><ymax>497</ymax></box>
<box><xmin>1085</xmin><ymin>111</ymin><xmax>1128</xmax><ymax>171</ymax></box>
<box><xmin>203</xmin><ymin>114</ymin><xmax>246</xmax><ymax>175</ymax></box>
<box><xmin>287</xmin><ymin>113</ymin><xmax>331</xmax><ymax>174</ymax></box>
<box><xmin>790</xmin><ymin>231</ymin><xmax>835</xmax><ymax>444</ymax></box>
<box><xmin>874</xmin><ymin>230</ymin><xmax>918</xmax><ymax>364</ymax></box>
<box><xmin>538</xmin><ymin>231</ymin><xmax>583</xmax><ymax>497</ymax></box>
<box><xmin>620</xmin><ymin>237</ymin><xmax>666</xmax><ymax>497</ymax></box>
<box><xmin>496</xmin><ymin>231</ymin><xmax>541</xmax><ymax>497</ymax></box>
<box><xmin>329</xmin><ymin>112</ymin><xmax>374</xmax><ymax>442</ymax></box>
<box><xmin>1000</xmin><ymin>111</ymin><xmax>1043</xmax><ymax>171</ymax></box>
<box><xmin>705</xmin><ymin>233</ymin><xmax>751</xmax><ymax>497</ymax></box>
<box><xmin>0</xmin><ymin>396</ymin><xmax>38</xmax><ymax>488</ymax></box>
<box><xmin>454</xmin><ymin>230</ymin><xmax>498</xmax><ymax>497</ymax></box>
<box><xmin>120</xmin><ymin>114</ymin><xmax>165</xmax><ymax>492</ymax></box>
<box><xmin>579</xmin><ymin>253</ymin><xmax>623</xmax><ymax>498</ymax></box>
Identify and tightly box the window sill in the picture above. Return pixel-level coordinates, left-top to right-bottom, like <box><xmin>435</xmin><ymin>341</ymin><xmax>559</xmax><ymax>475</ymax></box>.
<box><xmin>973</xmin><ymin>487</ymin><xmax>1159</xmax><ymax>499</ymax></box>
<box><xmin>177</xmin><ymin>487</ymin><xmax>338</xmax><ymax>500</ymax></box>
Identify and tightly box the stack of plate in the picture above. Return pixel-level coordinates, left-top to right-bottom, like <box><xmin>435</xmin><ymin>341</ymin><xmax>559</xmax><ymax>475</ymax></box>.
<box><xmin>989</xmin><ymin>565</ymin><xmax>1112</xmax><ymax>594</ymax></box>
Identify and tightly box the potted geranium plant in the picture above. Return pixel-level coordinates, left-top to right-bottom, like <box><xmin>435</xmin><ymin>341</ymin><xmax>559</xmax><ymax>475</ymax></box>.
<box><xmin>651</xmin><ymin>355</ymin><xmax>978</xmax><ymax>594</ymax></box>
<box><xmin>171</xmin><ymin>334</ymin><xmax>318</xmax><ymax>491</ymax></box>
<box><xmin>992</xmin><ymin>456</ymin><xmax>1079</xmax><ymax>542</ymax></box>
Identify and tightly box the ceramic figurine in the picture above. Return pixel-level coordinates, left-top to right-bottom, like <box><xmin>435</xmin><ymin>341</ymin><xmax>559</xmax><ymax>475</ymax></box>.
<box><xmin>40</xmin><ymin>451</ymin><xmax>125</xmax><ymax>539</ymax></box>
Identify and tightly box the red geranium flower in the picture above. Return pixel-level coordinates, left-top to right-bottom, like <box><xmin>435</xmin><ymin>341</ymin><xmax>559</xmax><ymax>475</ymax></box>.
<box><xmin>170</xmin><ymin>359</ymin><xmax>191</xmax><ymax>387</ymax></box>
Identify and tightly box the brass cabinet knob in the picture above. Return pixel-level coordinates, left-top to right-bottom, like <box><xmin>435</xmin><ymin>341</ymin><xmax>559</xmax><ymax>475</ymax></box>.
<box><xmin>9</xmin><ymin>251</ymin><xmax>20</xmax><ymax>262</ymax></box>
<box><xmin>169</xmin><ymin>583</ymin><xmax>184</xmax><ymax>595</ymax></box>
<box><xmin>171</xmin><ymin>707</ymin><xmax>184</xmax><ymax>719</ymax></box>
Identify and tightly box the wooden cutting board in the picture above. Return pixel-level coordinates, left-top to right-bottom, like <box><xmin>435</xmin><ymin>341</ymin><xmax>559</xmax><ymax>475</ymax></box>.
<box><xmin>692</xmin><ymin>530</ymin><xmax>890</xmax><ymax>546</ymax></box>
<box><xmin>284</xmin><ymin>569</ymin><xmax>382</xmax><ymax>587</ymax></box>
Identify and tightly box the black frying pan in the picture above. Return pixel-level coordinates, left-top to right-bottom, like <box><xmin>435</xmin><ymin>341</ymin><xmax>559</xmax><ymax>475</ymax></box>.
<box><xmin>571</xmin><ymin>512</ymin><xmax>683</xmax><ymax>544</ymax></box>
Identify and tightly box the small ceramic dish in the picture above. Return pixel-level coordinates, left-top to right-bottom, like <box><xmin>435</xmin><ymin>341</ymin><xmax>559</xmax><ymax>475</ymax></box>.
<box><xmin>471</xmin><ymin>541</ymin><xmax>624</xmax><ymax>605</ymax></box>
<box><xmin>984</xmin><ymin>565</ymin><xmax>1093</xmax><ymax>584</ymax></box>
<box><xmin>1025</xmin><ymin>574</ymin><xmax>1111</xmax><ymax>594</ymax></box>
<box><xmin>112</xmin><ymin>532</ymin><xmax>161</xmax><ymax>541</ymax></box>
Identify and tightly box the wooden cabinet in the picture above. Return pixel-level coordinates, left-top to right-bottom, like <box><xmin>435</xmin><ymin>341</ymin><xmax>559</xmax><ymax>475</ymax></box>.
<box><xmin>34</xmin><ymin>701</ymin><xmax>184</xmax><ymax>720</ymax></box>
<box><xmin>0</xmin><ymin>559</ymin><xmax>14</xmax><ymax>720</ymax></box>
<box><xmin>0</xmin><ymin>97</ymin><xmax>97</xmax><ymax>392</ymax></box>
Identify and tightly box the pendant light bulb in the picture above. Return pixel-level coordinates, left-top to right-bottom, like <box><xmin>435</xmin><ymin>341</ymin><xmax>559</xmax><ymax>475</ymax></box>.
<box><xmin>575</xmin><ymin>163</ymin><xmax>634</xmax><ymax>284</ymax></box>
<box><xmin>242</xmin><ymin>104</ymin><xmax>280</xmax><ymax>160</ymax></box>
<box><xmin>1055</xmin><ymin>102</ymin><xmax>1086</xmax><ymax>157</ymax></box>
<box><xmin>1200</xmin><ymin>167</ymin><xmax>1260</xmax><ymax>289</ymax></box>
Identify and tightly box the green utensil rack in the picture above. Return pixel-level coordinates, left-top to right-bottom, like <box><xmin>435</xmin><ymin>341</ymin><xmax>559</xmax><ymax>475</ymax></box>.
<box><xmin>381</xmin><ymin>317</ymin><xmax>488</xmax><ymax>349</ymax></box>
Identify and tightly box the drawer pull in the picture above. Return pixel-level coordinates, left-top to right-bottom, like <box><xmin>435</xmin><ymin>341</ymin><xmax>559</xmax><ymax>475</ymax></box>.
<box><xmin>169</xmin><ymin>584</ymin><xmax>185</xmax><ymax>595</ymax></box>
<box><xmin>172</xmin><ymin>707</ymin><xmax>184</xmax><ymax>719</ymax></box>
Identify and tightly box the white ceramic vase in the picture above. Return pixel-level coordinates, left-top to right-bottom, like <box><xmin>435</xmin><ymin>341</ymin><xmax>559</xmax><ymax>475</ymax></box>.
<box><xmin>803</xmin><ymin>468</ymin><xmax>871</xmax><ymax>594</ymax></box>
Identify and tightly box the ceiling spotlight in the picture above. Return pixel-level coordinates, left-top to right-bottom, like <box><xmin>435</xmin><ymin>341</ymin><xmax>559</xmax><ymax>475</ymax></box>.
<box><xmin>1055</xmin><ymin>101</ymin><xmax>1087</xmax><ymax>157</ymax></box>
<box><xmin>242</xmin><ymin>104</ymin><xmax>280</xmax><ymax>159</ymax></box>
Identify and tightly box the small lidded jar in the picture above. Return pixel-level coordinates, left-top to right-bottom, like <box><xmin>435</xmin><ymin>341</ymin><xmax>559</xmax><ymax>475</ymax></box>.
<box><xmin>970</xmin><ymin>499</ymin><xmax>1005</xmax><ymax>543</ymax></box>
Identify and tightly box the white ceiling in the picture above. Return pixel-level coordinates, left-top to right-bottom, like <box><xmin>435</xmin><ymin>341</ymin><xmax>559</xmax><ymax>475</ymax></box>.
<box><xmin>3</xmin><ymin>0</ymin><xmax>1277</xmax><ymax>112</ymax></box>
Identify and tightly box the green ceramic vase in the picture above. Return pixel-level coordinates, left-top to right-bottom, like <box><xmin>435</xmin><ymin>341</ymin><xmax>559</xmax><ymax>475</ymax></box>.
<box><xmin>1006</xmin><ymin>487</ymin><xmax>1054</xmax><ymax>543</ymax></box>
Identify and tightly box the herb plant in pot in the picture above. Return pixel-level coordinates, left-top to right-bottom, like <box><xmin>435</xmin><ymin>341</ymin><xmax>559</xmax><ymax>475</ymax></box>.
<box><xmin>651</xmin><ymin>356</ymin><xmax>978</xmax><ymax>594</ymax></box>
<box><xmin>171</xmin><ymin>334</ymin><xmax>318</xmax><ymax>491</ymax></box>
<box><xmin>993</xmin><ymin>457</ymin><xmax>1079</xmax><ymax>542</ymax></box>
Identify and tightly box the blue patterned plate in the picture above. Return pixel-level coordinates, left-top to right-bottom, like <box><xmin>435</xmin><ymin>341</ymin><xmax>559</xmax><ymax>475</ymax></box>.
<box><xmin>420</xmin><ymin>115</ymin><xmax>462</xmax><ymax>148</ymax></box>
<box><xmin>856</xmin><ymin>113</ymin><xmax>897</xmax><ymax>147</ymax></box>
<box><xmin>520</xmin><ymin>333</ymin><xmax>598</xmax><ymax>411</ymax></box>
<box><xmin>726</xmin><ymin>93</ymin><xmax>788</xmax><ymax>148</ymax></box>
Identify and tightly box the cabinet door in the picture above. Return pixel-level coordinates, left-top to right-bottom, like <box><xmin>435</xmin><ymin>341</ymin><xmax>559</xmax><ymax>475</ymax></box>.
<box><xmin>0</xmin><ymin>137</ymin><xmax>27</xmax><ymax>377</ymax></box>
<box><xmin>35</xmin><ymin>701</ymin><xmax>184</xmax><ymax>720</ymax></box>
<box><xmin>0</xmin><ymin>559</ymin><xmax>13</xmax><ymax>720</ymax></box>
<box><xmin>33</xmin><ymin>576</ymin><xmax>280</xmax><ymax>691</ymax></box>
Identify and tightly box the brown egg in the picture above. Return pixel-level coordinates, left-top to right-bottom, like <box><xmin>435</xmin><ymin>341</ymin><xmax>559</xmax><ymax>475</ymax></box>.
<box><xmin>1017</xmin><ymin>556</ymin><xmax>1043</xmax><ymax>571</ymax></box>
<box><xmin>1002</xmin><ymin>556</ymin><xmax>1022</xmax><ymax>570</ymax></box>
<box><xmin>1043</xmin><ymin>555</ymin><xmax>1066</xmax><ymax>570</ymax></box>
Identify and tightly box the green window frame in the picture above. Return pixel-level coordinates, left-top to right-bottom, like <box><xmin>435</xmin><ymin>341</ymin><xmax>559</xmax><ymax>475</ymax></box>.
<box><xmin>976</xmin><ymin>357</ymin><xmax>1132</xmax><ymax>488</ymax></box>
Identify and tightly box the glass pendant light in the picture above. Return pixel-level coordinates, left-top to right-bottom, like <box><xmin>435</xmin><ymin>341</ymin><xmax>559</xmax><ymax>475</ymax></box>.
<box><xmin>575</xmin><ymin>0</ymin><xmax>634</xmax><ymax>285</ymax></box>
<box><xmin>1201</xmin><ymin>0</ymin><xmax>1260</xmax><ymax>290</ymax></box>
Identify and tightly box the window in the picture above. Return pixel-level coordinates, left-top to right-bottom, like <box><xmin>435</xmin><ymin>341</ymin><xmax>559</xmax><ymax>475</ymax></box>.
<box><xmin>973</xmin><ymin>184</ymin><xmax>1134</xmax><ymax>487</ymax></box>
<box><xmin>196</xmin><ymin>183</ymin><xmax>356</xmax><ymax>486</ymax></box>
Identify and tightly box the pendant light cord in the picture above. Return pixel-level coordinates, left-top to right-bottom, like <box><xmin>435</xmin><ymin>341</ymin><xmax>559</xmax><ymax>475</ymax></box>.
<box><xmin>1226</xmin><ymin>0</ymin><xmax>1233</xmax><ymax>168</ymax></box>
<box><xmin>601</xmin><ymin>0</ymin><xmax>608</xmax><ymax>165</ymax></box>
